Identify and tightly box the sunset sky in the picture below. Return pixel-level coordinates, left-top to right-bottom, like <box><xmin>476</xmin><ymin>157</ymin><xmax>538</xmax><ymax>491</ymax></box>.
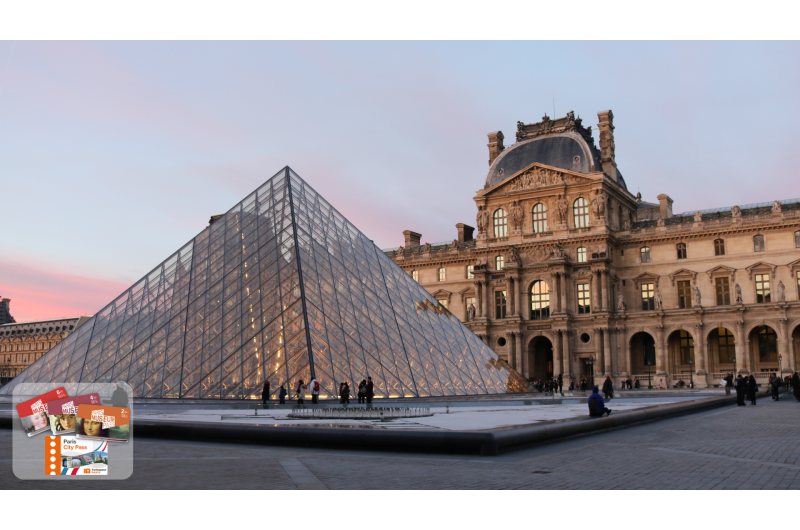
<box><xmin>2</xmin><ymin>40</ymin><xmax>800</xmax><ymax>323</ymax></box>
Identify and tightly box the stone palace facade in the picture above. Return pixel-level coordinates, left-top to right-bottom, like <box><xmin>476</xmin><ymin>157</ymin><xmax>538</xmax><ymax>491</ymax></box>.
<box><xmin>385</xmin><ymin>110</ymin><xmax>800</xmax><ymax>388</ymax></box>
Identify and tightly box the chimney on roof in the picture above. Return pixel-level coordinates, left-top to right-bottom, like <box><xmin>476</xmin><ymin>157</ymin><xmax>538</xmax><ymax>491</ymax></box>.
<box><xmin>487</xmin><ymin>131</ymin><xmax>504</xmax><ymax>166</ymax></box>
<box><xmin>456</xmin><ymin>223</ymin><xmax>474</xmax><ymax>243</ymax></box>
<box><xmin>657</xmin><ymin>194</ymin><xmax>674</xmax><ymax>219</ymax></box>
<box><xmin>596</xmin><ymin>110</ymin><xmax>617</xmax><ymax>181</ymax></box>
<box><xmin>403</xmin><ymin>230</ymin><xmax>421</xmax><ymax>248</ymax></box>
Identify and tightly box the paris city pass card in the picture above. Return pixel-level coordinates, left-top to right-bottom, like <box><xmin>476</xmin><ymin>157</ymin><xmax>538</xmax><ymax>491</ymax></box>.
<box><xmin>47</xmin><ymin>393</ymin><xmax>101</xmax><ymax>436</ymax></box>
<box><xmin>76</xmin><ymin>404</ymin><xmax>130</xmax><ymax>443</ymax></box>
<box><xmin>16</xmin><ymin>387</ymin><xmax>69</xmax><ymax>437</ymax></box>
<box><xmin>46</xmin><ymin>435</ymin><xmax>109</xmax><ymax>476</ymax></box>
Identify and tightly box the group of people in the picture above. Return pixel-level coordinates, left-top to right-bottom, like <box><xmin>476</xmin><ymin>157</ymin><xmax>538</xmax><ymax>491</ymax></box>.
<box><xmin>723</xmin><ymin>371</ymin><xmax>800</xmax><ymax>406</ymax></box>
<box><xmin>528</xmin><ymin>375</ymin><xmax>563</xmax><ymax>394</ymax></box>
<box><xmin>260</xmin><ymin>377</ymin><xmax>375</xmax><ymax>405</ymax></box>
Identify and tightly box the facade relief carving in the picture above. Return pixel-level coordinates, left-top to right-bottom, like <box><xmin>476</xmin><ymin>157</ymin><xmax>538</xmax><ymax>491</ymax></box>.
<box><xmin>554</xmin><ymin>194</ymin><xmax>568</xmax><ymax>226</ymax></box>
<box><xmin>476</xmin><ymin>206</ymin><xmax>489</xmax><ymax>235</ymax></box>
<box><xmin>772</xmin><ymin>200</ymin><xmax>782</xmax><ymax>213</ymax></box>
<box><xmin>590</xmin><ymin>190</ymin><xmax>606</xmax><ymax>222</ymax></box>
<box><xmin>509</xmin><ymin>200</ymin><xmax>524</xmax><ymax>230</ymax></box>
<box><xmin>515</xmin><ymin>111</ymin><xmax>597</xmax><ymax>149</ymax></box>
<box><xmin>523</xmin><ymin>243</ymin><xmax>563</xmax><ymax>264</ymax></box>
<box><xmin>731</xmin><ymin>205</ymin><xmax>741</xmax><ymax>218</ymax></box>
<box><xmin>502</xmin><ymin>165</ymin><xmax>591</xmax><ymax>194</ymax></box>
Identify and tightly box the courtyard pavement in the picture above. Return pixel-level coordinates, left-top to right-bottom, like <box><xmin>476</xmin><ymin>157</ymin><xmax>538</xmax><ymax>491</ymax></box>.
<box><xmin>2</xmin><ymin>392</ymin><xmax>798</xmax><ymax>489</ymax></box>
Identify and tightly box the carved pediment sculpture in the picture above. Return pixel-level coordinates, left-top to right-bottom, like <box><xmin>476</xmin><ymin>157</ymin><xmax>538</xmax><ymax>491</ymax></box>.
<box><xmin>523</xmin><ymin>243</ymin><xmax>562</xmax><ymax>264</ymax></box>
<box><xmin>731</xmin><ymin>205</ymin><xmax>741</xmax><ymax>218</ymax></box>
<box><xmin>772</xmin><ymin>200</ymin><xmax>782</xmax><ymax>213</ymax></box>
<box><xmin>502</xmin><ymin>165</ymin><xmax>590</xmax><ymax>194</ymax></box>
<box><xmin>694</xmin><ymin>210</ymin><xmax>703</xmax><ymax>222</ymax></box>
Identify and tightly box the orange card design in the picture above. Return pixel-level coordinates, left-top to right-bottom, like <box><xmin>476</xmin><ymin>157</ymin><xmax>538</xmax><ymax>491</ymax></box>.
<box><xmin>47</xmin><ymin>393</ymin><xmax>101</xmax><ymax>436</ymax></box>
<box><xmin>45</xmin><ymin>435</ymin><xmax>109</xmax><ymax>476</ymax></box>
<box><xmin>16</xmin><ymin>387</ymin><xmax>69</xmax><ymax>437</ymax></box>
<box><xmin>76</xmin><ymin>404</ymin><xmax>130</xmax><ymax>443</ymax></box>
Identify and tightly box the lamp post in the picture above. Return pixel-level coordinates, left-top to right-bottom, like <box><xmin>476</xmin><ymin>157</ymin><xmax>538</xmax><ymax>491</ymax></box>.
<box><xmin>645</xmin><ymin>357</ymin><xmax>654</xmax><ymax>390</ymax></box>
<box><xmin>688</xmin><ymin>355</ymin><xmax>694</xmax><ymax>389</ymax></box>
<box><xmin>778</xmin><ymin>354</ymin><xmax>782</xmax><ymax>377</ymax></box>
<box><xmin>587</xmin><ymin>355</ymin><xmax>595</xmax><ymax>389</ymax></box>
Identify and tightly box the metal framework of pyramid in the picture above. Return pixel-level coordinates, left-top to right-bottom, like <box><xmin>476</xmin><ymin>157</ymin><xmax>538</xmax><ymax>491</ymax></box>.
<box><xmin>1</xmin><ymin>168</ymin><xmax>525</xmax><ymax>399</ymax></box>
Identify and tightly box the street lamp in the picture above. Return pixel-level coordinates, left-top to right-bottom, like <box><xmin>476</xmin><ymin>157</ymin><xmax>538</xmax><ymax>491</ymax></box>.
<box><xmin>645</xmin><ymin>356</ymin><xmax>654</xmax><ymax>390</ymax></box>
<box><xmin>779</xmin><ymin>354</ymin><xmax>783</xmax><ymax>377</ymax></box>
<box><xmin>587</xmin><ymin>355</ymin><xmax>595</xmax><ymax>389</ymax></box>
<box><xmin>688</xmin><ymin>354</ymin><xmax>694</xmax><ymax>389</ymax></box>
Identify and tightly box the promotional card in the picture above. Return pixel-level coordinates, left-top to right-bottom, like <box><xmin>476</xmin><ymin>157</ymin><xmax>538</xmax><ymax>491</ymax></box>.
<box><xmin>46</xmin><ymin>435</ymin><xmax>109</xmax><ymax>476</ymax></box>
<box><xmin>47</xmin><ymin>393</ymin><xmax>101</xmax><ymax>436</ymax></box>
<box><xmin>76</xmin><ymin>404</ymin><xmax>131</xmax><ymax>443</ymax></box>
<box><xmin>16</xmin><ymin>387</ymin><xmax>69</xmax><ymax>437</ymax></box>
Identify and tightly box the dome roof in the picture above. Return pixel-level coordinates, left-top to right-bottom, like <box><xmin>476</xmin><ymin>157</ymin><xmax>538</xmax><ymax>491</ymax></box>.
<box><xmin>484</xmin><ymin>112</ymin><xmax>627</xmax><ymax>191</ymax></box>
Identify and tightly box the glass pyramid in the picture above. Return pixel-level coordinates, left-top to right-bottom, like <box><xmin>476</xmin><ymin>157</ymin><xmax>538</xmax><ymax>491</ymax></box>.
<box><xmin>1</xmin><ymin>168</ymin><xmax>527</xmax><ymax>399</ymax></box>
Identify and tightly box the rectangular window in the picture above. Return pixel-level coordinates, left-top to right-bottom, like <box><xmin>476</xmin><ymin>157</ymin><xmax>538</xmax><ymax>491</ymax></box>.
<box><xmin>641</xmin><ymin>283</ymin><xmax>655</xmax><ymax>310</ymax></box>
<box><xmin>677</xmin><ymin>243</ymin><xmax>687</xmax><ymax>260</ymax></box>
<box><xmin>718</xmin><ymin>327</ymin><xmax>735</xmax><ymax>364</ymax></box>
<box><xmin>755</xmin><ymin>273</ymin><xmax>770</xmax><ymax>303</ymax></box>
<box><xmin>495</xmin><ymin>291</ymin><xmax>507</xmax><ymax>319</ymax></box>
<box><xmin>465</xmin><ymin>297</ymin><xmax>475</xmax><ymax>321</ymax></box>
<box><xmin>411</xmin><ymin>270</ymin><xmax>418</xmax><ymax>282</ymax></box>
<box><xmin>495</xmin><ymin>256</ymin><xmax>504</xmax><ymax>270</ymax></box>
<box><xmin>577</xmin><ymin>283</ymin><xmax>591</xmax><ymax>314</ymax></box>
<box><xmin>466</xmin><ymin>265</ymin><xmax>474</xmax><ymax>279</ymax></box>
<box><xmin>795</xmin><ymin>231</ymin><xmax>800</xmax><ymax>248</ymax></box>
<box><xmin>438</xmin><ymin>268</ymin><xmax>446</xmax><ymax>282</ymax></box>
<box><xmin>714</xmin><ymin>239</ymin><xmax>725</xmax><ymax>256</ymax></box>
<box><xmin>678</xmin><ymin>280</ymin><xmax>693</xmax><ymax>309</ymax></box>
<box><xmin>640</xmin><ymin>247</ymin><xmax>650</xmax><ymax>263</ymax></box>
<box><xmin>577</xmin><ymin>247</ymin><xmax>587</xmax><ymax>263</ymax></box>
<box><xmin>754</xmin><ymin>235</ymin><xmax>766</xmax><ymax>252</ymax></box>
<box><xmin>438</xmin><ymin>299</ymin><xmax>448</xmax><ymax>309</ymax></box>
<box><xmin>715</xmin><ymin>277</ymin><xmax>731</xmax><ymax>306</ymax></box>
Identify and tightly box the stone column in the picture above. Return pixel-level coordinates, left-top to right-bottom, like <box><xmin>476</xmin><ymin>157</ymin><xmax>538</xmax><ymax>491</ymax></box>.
<box><xmin>560</xmin><ymin>273</ymin><xmax>569</xmax><ymax>315</ymax></box>
<box><xmin>655</xmin><ymin>325</ymin><xmax>666</xmax><ymax>374</ymax></box>
<box><xmin>473</xmin><ymin>281</ymin><xmax>483</xmax><ymax>318</ymax></box>
<box><xmin>778</xmin><ymin>318</ymin><xmax>790</xmax><ymax>374</ymax></box>
<box><xmin>515</xmin><ymin>332</ymin><xmax>525</xmax><ymax>377</ymax></box>
<box><xmin>485</xmin><ymin>281</ymin><xmax>492</xmax><ymax>320</ymax></box>
<box><xmin>695</xmin><ymin>323</ymin><xmax>708</xmax><ymax>387</ymax></box>
<box><xmin>515</xmin><ymin>276</ymin><xmax>523</xmax><ymax>317</ymax></box>
<box><xmin>741</xmin><ymin>323</ymin><xmax>752</xmax><ymax>374</ymax></box>
<box><xmin>562</xmin><ymin>330</ymin><xmax>572</xmax><ymax>380</ymax></box>
<box><xmin>553</xmin><ymin>331</ymin><xmax>563</xmax><ymax>379</ymax></box>
<box><xmin>594</xmin><ymin>328</ymin><xmax>605</xmax><ymax>375</ymax></box>
<box><xmin>551</xmin><ymin>273</ymin><xmax>562</xmax><ymax>313</ymax></box>
<box><xmin>604</xmin><ymin>327</ymin><xmax>613</xmax><ymax>375</ymax></box>
<box><xmin>506</xmin><ymin>332</ymin><xmax>516</xmax><ymax>370</ymax></box>
<box><xmin>734</xmin><ymin>322</ymin><xmax>744</xmax><ymax>374</ymax></box>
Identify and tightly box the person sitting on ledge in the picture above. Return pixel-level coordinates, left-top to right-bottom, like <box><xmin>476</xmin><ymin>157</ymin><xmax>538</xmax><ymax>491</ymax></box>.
<box><xmin>588</xmin><ymin>385</ymin><xmax>612</xmax><ymax>417</ymax></box>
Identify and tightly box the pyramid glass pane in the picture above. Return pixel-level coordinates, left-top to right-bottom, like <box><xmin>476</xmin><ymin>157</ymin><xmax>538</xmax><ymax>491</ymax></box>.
<box><xmin>1</xmin><ymin>167</ymin><xmax>526</xmax><ymax>398</ymax></box>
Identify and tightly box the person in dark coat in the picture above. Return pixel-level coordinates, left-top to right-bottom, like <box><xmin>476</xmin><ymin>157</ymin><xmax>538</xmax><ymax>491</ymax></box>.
<box><xmin>365</xmin><ymin>377</ymin><xmax>374</xmax><ymax>405</ymax></box>
<box><xmin>588</xmin><ymin>385</ymin><xmax>612</xmax><ymax>417</ymax></box>
<box><xmin>110</xmin><ymin>383</ymin><xmax>129</xmax><ymax>408</ymax></box>
<box><xmin>770</xmin><ymin>374</ymin><xmax>782</xmax><ymax>401</ymax></box>
<box><xmin>634</xmin><ymin>377</ymin><xmax>640</xmax><ymax>390</ymax></box>
<box><xmin>357</xmin><ymin>380</ymin><xmax>366</xmax><ymax>404</ymax></box>
<box><xmin>602</xmin><ymin>376</ymin><xmax>614</xmax><ymax>400</ymax></box>
<box><xmin>262</xmin><ymin>380</ymin><xmax>271</xmax><ymax>405</ymax></box>
<box><xmin>793</xmin><ymin>372</ymin><xmax>800</xmax><ymax>402</ymax></box>
<box><xmin>746</xmin><ymin>375</ymin><xmax>757</xmax><ymax>405</ymax></box>
<box><xmin>278</xmin><ymin>384</ymin><xmax>287</xmax><ymax>404</ymax></box>
<box><xmin>557</xmin><ymin>374</ymin><xmax>563</xmax><ymax>395</ymax></box>
<box><xmin>734</xmin><ymin>375</ymin><xmax>746</xmax><ymax>406</ymax></box>
<box><xmin>724</xmin><ymin>373</ymin><xmax>734</xmax><ymax>396</ymax></box>
<box><xmin>341</xmin><ymin>382</ymin><xmax>350</xmax><ymax>405</ymax></box>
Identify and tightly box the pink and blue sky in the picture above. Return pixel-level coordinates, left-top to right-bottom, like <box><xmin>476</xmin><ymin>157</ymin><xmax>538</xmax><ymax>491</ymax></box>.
<box><xmin>2</xmin><ymin>41</ymin><xmax>800</xmax><ymax>323</ymax></box>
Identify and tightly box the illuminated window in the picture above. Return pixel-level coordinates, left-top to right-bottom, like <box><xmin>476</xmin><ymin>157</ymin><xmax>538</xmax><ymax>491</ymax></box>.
<box><xmin>577</xmin><ymin>247</ymin><xmax>587</xmax><ymax>263</ymax></box>
<box><xmin>411</xmin><ymin>270</ymin><xmax>418</xmax><ymax>282</ymax></box>
<box><xmin>640</xmin><ymin>247</ymin><xmax>651</xmax><ymax>263</ymax></box>
<box><xmin>495</xmin><ymin>256</ymin><xmax>504</xmax><ymax>270</ymax></box>
<box><xmin>577</xmin><ymin>282</ymin><xmax>590</xmax><ymax>314</ymax></box>
<box><xmin>438</xmin><ymin>299</ymin><xmax>448</xmax><ymax>309</ymax></box>
<box><xmin>438</xmin><ymin>267</ymin><xmax>446</xmax><ymax>282</ymax></box>
<box><xmin>715</xmin><ymin>277</ymin><xmax>730</xmax><ymax>306</ymax></box>
<box><xmin>530</xmin><ymin>280</ymin><xmax>550</xmax><ymax>320</ymax></box>
<box><xmin>466</xmin><ymin>265</ymin><xmax>474</xmax><ymax>279</ymax></box>
<box><xmin>495</xmin><ymin>290</ymin><xmax>507</xmax><ymax>319</ymax></box>
<box><xmin>573</xmin><ymin>198</ymin><xmax>589</xmax><ymax>228</ymax></box>
<box><xmin>678</xmin><ymin>280</ymin><xmax>693</xmax><ymax>309</ymax></box>
<box><xmin>641</xmin><ymin>283</ymin><xmax>655</xmax><ymax>310</ymax></box>
<box><xmin>755</xmin><ymin>273</ymin><xmax>770</xmax><ymax>303</ymax></box>
<box><xmin>532</xmin><ymin>203</ymin><xmax>548</xmax><ymax>233</ymax></box>
<box><xmin>718</xmin><ymin>327</ymin><xmax>735</xmax><ymax>363</ymax></box>
<box><xmin>753</xmin><ymin>234</ymin><xmax>765</xmax><ymax>252</ymax></box>
<box><xmin>757</xmin><ymin>325</ymin><xmax>778</xmax><ymax>362</ymax></box>
<box><xmin>679</xmin><ymin>330</ymin><xmax>695</xmax><ymax>365</ymax></box>
<box><xmin>676</xmin><ymin>243</ymin><xmax>687</xmax><ymax>260</ymax></box>
<box><xmin>714</xmin><ymin>239</ymin><xmax>725</xmax><ymax>256</ymax></box>
<box><xmin>493</xmin><ymin>209</ymin><xmax>507</xmax><ymax>238</ymax></box>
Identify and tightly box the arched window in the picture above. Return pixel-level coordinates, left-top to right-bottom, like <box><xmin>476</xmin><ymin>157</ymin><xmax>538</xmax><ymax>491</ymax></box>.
<box><xmin>676</xmin><ymin>242</ymin><xmax>687</xmax><ymax>260</ymax></box>
<box><xmin>532</xmin><ymin>203</ymin><xmax>547</xmax><ymax>233</ymax></box>
<box><xmin>493</xmin><ymin>208</ymin><xmax>507</xmax><ymax>238</ymax></box>
<box><xmin>753</xmin><ymin>234</ymin><xmax>765</xmax><ymax>252</ymax></box>
<box><xmin>495</xmin><ymin>255</ymin><xmax>504</xmax><ymax>270</ymax></box>
<box><xmin>530</xmin><ymin>280</ymin><xmax>550</xmax><ymax>320</ymax></box>
<box><xmin>577</xmin><ymin>247</ymin><xmax>587</xmax><ymax>263</ymax></box>
<box><xmin>640</xmin><ymin>247</ymin><xmax>651</xmax><ymax>263</ymax></box>
<box><xmin>573</xmin><ymin>198</ymin><xmax>589</xmax><ymax>228</ymax></box>
<box><xmin>679</xmin><ymin>330</ymin><xmax>695</xmax><ymax>365</ymax></box>
<box><xmin>756</xmin><ymin>325</ymin><xmax>778</xmax><ymax>362</ymax></box>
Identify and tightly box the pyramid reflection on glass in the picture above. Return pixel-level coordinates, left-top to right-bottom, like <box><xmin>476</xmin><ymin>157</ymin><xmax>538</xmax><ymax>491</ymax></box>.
<box><xmin>1</xmin><ymin>168</ymin><xmax>527</xmax><ymax>399</ymax></box>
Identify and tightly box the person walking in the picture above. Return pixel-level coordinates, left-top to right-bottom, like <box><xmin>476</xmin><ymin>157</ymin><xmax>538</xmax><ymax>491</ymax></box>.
<box><xmin>724</xmin><ymin>372</ymin><xmax>733</xmax><ymax>396</ymax></box>
<box><xmin>365</xmin><ymin>376</ymin><xmax>374</xmax><ymax>406</ymax></box>
<box><xmin>746</xmin><ymin>375</ymin><xmax>757</xmax><ymax>405</ymax></box>
<box><xmin>310</xmin><ymin>377</ymin><xmax>320</xmax><ymax>404</ymax></box>
<box><xmin>342</xmin><ymin>382</ymin><xmax>350</xmax><ymax>405</ymax></box>
<box><xmin>588</xmin><ymin>385</ymin><xmax>612</xmax><ymax>417</ymax></box>
<box><xmin>793</xmin><ymin>372</ymin><xmax>800</xmax><ymax>402</ymax></box>
<box><xmin>557</xmin><ymin>374</ymin><xmax>563</xmax><ymax>395</ymax></box>
<box><xmin>296</xmin><ymin>379</ymin><xmax>307</xmax><ymax>405</ymax></box>
<box><xmin>357</xmin><ymin>380</ymin><xmax>366</xmax><ymax>404</ymax></box>
<box><xmin>771</xmin><ymin>374</ymin><xmax>782</xmax><ymax>401</ymax></box>
<box><xmin>734</xmin><ymin>374</ymin><xmax>746</xmax><ymax>406</ymax></box>
<box><xmin>278</xmin><ymin>384</ymin><xmax>287</xmax><ymax>404</ymax></box>
<box><xmin>634</xmin><ymin>377</ymin><xmax>640</xmax><ymax>390</ymax></box>
<box><xmin>602</xmin><ymin>376</ymin><xmax>614</xmax><ymax>401</ymax></box>
<box><xmin>261</xmin><ymin>380</ymin><xmax>271</xmax><ymax>405</ymax></box>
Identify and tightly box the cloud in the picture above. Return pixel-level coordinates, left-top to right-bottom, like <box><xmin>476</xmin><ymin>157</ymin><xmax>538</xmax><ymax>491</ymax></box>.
<box><xmin>0</xmin><ymin>260</ymin><xmax>131</xmax><ymax>323</ymax></box>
